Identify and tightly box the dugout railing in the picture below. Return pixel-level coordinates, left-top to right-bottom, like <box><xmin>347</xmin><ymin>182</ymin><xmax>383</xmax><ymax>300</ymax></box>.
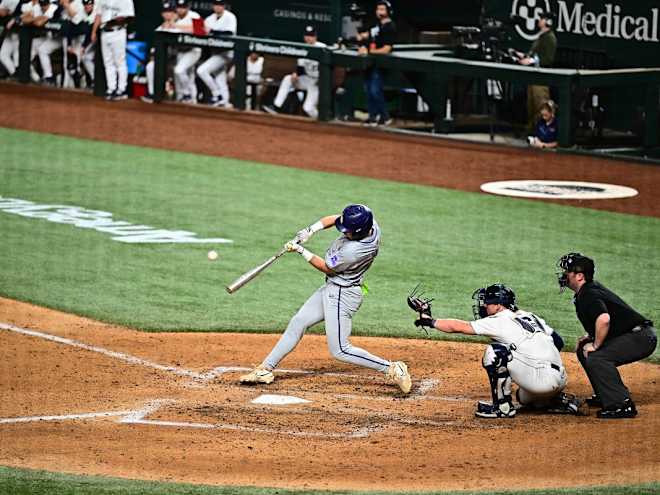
<box><xmin>152</xmin><ymin>31</ymin><xmax>660</xmax><ymax>148</ymax></box>
<box><xmin>9</xmin><ymin>26</ymin><xmax>660</xmax><ymax>149</ymax></box>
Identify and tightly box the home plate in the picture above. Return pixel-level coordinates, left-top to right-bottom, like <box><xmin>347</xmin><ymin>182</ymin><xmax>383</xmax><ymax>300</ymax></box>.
<box><xmin>251</xmin><ymin>394</ymin><xmax>311</xmax><ymax>406</ymax></box>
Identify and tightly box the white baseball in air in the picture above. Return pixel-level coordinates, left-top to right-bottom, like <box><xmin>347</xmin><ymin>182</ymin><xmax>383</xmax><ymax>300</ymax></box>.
<box><xmin>207</xmin><ymin>250</ymin><xmax>218</xmax><ymax>261</ymax></box>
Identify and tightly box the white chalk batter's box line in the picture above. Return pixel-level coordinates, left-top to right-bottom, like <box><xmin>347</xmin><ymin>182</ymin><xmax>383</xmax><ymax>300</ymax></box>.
<box><xmin>0</xmin><ymin>399</ymin><xmax>380</xmax><ymax>439</ymax></box>
<box><xmin>0</xmin><ymin>322</ymin><xmax>480</xmax><ymax>436</ymax></box>
<box><xmin>0</xmin><ymin>322</ymin><xmax>454</xmax><ymax>402</ymax></box>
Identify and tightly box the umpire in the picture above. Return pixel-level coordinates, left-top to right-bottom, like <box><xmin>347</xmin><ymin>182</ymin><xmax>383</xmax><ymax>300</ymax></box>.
<box><xmin>557</xmin><ymin>253</ymin><xmax>657</xmax><ymax>418</ymax></box>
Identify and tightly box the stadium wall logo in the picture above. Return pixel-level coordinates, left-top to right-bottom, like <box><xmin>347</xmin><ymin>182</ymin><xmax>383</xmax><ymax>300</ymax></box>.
<box><xmin>512</xmin><ymin>0</ymin><xmax>551</xmax><ymax>41</ymax></box>
<box><xmin>0</xmin><ymin>197</ymin><xmax>234</xmax><ymax>244</ymax></box>
<box><xmin>511</xmin><ymin>1</ymin><xmax>659</xmax><ymax>42</ymax></box>
<box><xmin>480</xmin><ymin>180</ymin><xmax>638</xmax><ymax>199</ymax></box>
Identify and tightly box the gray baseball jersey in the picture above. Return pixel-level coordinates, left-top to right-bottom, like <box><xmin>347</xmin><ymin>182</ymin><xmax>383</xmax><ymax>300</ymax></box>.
<box><xmin>324</xmin><ymin>220</ymin><xmax>380</xmax><ymax>287</ymax></box>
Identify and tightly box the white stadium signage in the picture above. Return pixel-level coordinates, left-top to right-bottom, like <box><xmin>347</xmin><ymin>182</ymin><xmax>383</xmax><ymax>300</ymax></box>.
<box><xmin>511</xmin><ymin>0</ymin><xmax>659</xmax><ymax>42</ymax></box>
<box><xmin>0</xmin><ymin>196</ymin><xmax>234</xmax><ymax>244</ymax></box>
<box><xmin>480</xmin><ymin>180</ymin><xmax>639</xmax><ymax>199</ymax></box>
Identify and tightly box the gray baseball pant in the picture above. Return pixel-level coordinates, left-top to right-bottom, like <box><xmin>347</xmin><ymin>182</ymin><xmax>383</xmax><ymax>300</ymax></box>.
<box><xmin>263</xmin><ymin>283</ymin><xmax>391</xmax><ymax>372</ymax></box>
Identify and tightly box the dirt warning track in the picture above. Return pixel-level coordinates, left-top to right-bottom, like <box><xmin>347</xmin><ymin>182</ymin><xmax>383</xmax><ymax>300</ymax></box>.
<box><xmin>1</xmin><ymin>298</ymin><xmax>658</xmax><ymax>492</ymax></box>
<box><xmin>1</xmin><ymin>83</ymin><xmax>659</xmax><ymax>218</ymax></box>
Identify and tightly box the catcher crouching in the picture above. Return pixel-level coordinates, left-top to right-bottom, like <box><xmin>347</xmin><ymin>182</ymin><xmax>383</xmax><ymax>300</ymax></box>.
<box><xmin>408</xmin><ymin>284</ymin><xmax>584</xmax><ymax>418</ymax></box>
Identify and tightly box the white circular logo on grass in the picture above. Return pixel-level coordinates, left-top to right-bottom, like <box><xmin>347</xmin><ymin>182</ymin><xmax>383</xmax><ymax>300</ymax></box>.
<box><xmin>511</xmin><ymin>0</ymin><xmax>550</xmax><ymax>41</ymax></box>
<box><xmin>481</xmin><ymin>180</ymin><xmax>639</xmax><ymax>199</ymax></box>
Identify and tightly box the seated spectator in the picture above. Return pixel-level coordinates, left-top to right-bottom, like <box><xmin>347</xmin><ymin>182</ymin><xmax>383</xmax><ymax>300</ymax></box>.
<box><xmin>529</xmin><ymin>100</ymin><xmax>558</xmax><ymax>149</ymax></box>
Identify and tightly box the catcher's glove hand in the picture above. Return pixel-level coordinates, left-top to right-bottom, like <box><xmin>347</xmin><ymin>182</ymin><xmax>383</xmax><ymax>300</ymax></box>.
<box><xmin>407</xmin><ymin>283</ymin><xmax>435</xmax><ymax>335</ymax></box>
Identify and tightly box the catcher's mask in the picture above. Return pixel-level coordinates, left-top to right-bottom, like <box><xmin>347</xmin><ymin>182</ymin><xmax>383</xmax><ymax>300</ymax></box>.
<box><xmin>556</xmin><ymin>252</ymin><xmax>595</xmax><ymax>292</ymax></box>
<box><xmin>472</xmin><ymin>284</ymin><xmax>517</xmax><ymax>319</ymax></box>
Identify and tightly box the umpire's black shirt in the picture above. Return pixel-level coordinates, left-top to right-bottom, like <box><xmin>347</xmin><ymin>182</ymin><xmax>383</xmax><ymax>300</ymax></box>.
<box><xmin>574</xmin><ymin>281</ymin><xmax>648</xmax><ymax>341</ymax></box>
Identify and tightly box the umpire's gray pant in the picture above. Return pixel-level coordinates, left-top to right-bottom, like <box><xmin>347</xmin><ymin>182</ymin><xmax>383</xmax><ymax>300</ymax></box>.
<box><xmin>577</xmin><ymin>326</ymin><xmax>657</xmax><ymax>410</ymax></box>
<box><xmin>264</xmin><ymin>283</ymin><xmax>391</xmax><ymax>372</ymax></box>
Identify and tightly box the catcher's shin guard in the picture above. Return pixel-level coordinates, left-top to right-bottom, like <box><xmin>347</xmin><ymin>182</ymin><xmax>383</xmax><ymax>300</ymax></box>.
<box><xmin>479</xmin><ymin>343</ymin><xmax>515</xmax><ymax>417</ymax></box>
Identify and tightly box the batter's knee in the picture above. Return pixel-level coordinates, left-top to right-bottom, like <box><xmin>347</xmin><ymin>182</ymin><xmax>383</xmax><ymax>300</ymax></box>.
<box><xmin>196</xmin><ymin>64</ymin><xmax>208</xmax><ymax>77</ymax></box>
<box><xmin>329</xmin><ymin>345</ymin><xmax>351</xmax><ymax>363</ymax></box>
<box><xmin>174</xmin><ymin>64</ymin><xmax>187</xmax><ymax>76</ymax></box>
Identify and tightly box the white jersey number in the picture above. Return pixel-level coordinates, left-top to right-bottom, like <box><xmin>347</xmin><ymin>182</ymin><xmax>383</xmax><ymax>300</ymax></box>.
<box><xmin>514</xmin><ymin>314</ymin><xmax>547</xmax><ymax>335</ymax></box>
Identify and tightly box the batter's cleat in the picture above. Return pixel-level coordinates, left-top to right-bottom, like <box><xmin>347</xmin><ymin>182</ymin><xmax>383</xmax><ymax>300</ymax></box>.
<box><xmin>239</xmin><ymin>365</ymin><xmax>274</xmax><ymax>385</ymax></box>
<box><xmin>105</xmin><ymin>91</ymin><xmax>116</xmax><ymax>101</ymax></box>
<box><xmin>475</xmin><ymin>401</ymin><xmax>516</xmax><ymax>418</ymax></box>
<box><xmin>547</xmin><ymin>393</ymin><xmax>587</xmax><ymax>415</ymax></box>
<box><xmin>140</xmin><ymin>94</ymin><xmax>154</xmax><ymax>104</ymax></box>
<box><xmin>209</xmin><ymin>95</ymin><xmax>224</xmax><ymax>107</ymax></box>
<box><xmin>597</xmin><ymin>399</ymin><xmax>637</xmax><ymax>419</ymax></box>
<box><xmin>114</xmin><ymin>90</ymin><xmax>128</xmax><ymax>100</ymax></box>
<box><xmin>386</xmin><ymin>361</ymin><xmax>412</xmax><ymax>394</ymax></box>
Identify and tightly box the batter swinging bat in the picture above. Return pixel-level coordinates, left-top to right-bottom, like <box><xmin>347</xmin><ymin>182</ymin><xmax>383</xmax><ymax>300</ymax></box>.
<box><xmin>226</xmin><ymin>247</ymin><xmax>288</xmax><ymax>294</ymax></box>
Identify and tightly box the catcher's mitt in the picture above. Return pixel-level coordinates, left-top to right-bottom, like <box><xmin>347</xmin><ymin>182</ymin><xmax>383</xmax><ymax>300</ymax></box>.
<box><xmin>407</xmin><ymin>283</ymin><xmax>435</xmax><ymax>334</ymax></box>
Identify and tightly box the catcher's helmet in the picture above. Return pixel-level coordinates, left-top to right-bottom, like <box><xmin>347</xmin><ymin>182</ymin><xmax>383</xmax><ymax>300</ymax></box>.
<box><xmin>472</xmin><ymin>284</ymin><xmax>517</xmax><ymax>319</ymax></box>
<box><xmin>556</xmin><ymin>252</ymin><xmax>595</xmax><ymax>291</ymax></box>
<box><xmin>335</xmin><ymin>204</ymin><xmax>373</xmax><ymax>239</ymax></box>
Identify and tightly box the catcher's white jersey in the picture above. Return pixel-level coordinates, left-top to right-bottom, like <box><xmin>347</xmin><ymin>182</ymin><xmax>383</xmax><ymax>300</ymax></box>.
<box><xmin>471</xmin><ymin>309</ymin><xmax>562</xmax><ymax>367</ymax></box>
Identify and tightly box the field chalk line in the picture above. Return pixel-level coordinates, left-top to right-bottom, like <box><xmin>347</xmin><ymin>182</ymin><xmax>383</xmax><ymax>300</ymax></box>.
<box><xmin>0</xmin><ymin>399</ymin><xmax>376</xmax><ymax>438</ymax></box>
<box><xmin>0</xmin><ymin>323</ymin><xmax>372</xmax><ymax>383</ymax></box>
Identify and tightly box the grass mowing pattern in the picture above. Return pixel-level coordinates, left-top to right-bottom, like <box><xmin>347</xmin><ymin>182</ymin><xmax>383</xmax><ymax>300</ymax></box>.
<box><xmin>1</xmin><ymin>127</ymin><xmax>659</xmax><ymax>358</ymax></box>
<box><xmin>0</xmin><ymin>466</ymin><xmax>658</xmax><ymax>495</ymax></box>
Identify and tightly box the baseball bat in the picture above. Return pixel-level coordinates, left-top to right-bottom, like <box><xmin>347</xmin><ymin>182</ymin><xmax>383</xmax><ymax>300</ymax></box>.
<box><xmin>225</xmin><ymin>247</ymin><xmax>288</xmax><ymax>294</ymax></box>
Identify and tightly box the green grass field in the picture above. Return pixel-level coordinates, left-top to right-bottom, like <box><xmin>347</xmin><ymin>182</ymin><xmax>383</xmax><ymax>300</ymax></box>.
<box><xmin>1</xmin><ymin>467</ymin><xmax>658</xmax><ymax>495</ymax></box>
<box><xmin>1</xmin><ymin>127</ymin><xmax>659</xmax><ymax>357</ymax></box>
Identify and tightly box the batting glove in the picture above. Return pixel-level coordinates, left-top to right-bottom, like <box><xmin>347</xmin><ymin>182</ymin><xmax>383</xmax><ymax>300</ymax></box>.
<box><xmin>294</xmin><ymin>220</ymin><xmax>324</xmax><ymax>244</ymax></box>
<box><xmin>285</xmin><ymin>240</ymin><xmax>303</xmax><ymax>253</ymax></box>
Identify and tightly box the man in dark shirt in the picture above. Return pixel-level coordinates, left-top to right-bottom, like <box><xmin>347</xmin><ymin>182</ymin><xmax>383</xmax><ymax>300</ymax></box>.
<box><xmin>557</xmin><ymin>253</ymin><xmax>657</xmax><ymax>418</ymax></box>
<box><xmin>357</xmin><ymin>0</ymin><xmax>395</xmax><ymax>126</ymax></box>
<box><xmin>513</xmin><ymin>11</ymin><xmax>557</xmax><ymax>131</ymax></box>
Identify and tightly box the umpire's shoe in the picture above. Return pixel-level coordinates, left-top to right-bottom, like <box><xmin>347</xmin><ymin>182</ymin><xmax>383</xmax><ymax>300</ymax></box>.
<box><xmin>240</xmin><ymin>365</ymin><xmax>274</xmax><ymax>385</ymax></box>
<box><xmin>597</xmin><ymin>398</ymin><xmax>638</xmax><ymax>419</ymax></box>
<box><xmin>386</xmin><ymin>361</ymin><xmax>412</xmax><ymax>394</ymax></box>
<box><xmin>475</xmin><ymin>400</ymin><xmax>516</xmax><ymax>418</ymax></box>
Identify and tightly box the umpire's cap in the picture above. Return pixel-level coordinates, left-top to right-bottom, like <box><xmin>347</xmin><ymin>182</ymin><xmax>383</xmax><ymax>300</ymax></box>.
<box><xmin>213</xmin><ymin>0</ymin><xmax>226</xmax><ymax>4</ymax></box>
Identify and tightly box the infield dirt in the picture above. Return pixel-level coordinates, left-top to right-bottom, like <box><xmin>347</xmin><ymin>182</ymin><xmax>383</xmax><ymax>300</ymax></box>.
<box><xmin>1</xmin><ymin>297</ymin><xmax>659</xmax><ymax>492</ymax></box>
